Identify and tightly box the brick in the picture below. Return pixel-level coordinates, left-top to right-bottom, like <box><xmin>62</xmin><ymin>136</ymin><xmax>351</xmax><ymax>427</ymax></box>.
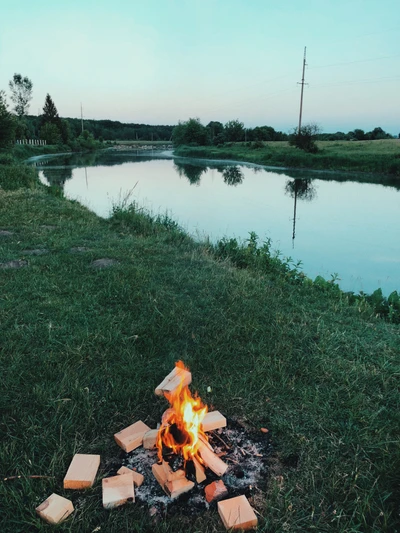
<box><xmin>202</xmin><ymin>411</ymin><xmax>227</xmax><ymax>432</ymax></box>
<box><xmin>114</xmin><ymin>420</ymin><xmax>151</xmax><ymax>453</ymax></box>
<box><xmin>36</xmin><ymin>493</ymin><xmax>74</xmax><ymax>524</ymax></box>
<box><xmin>143</xmin><ymin>429</ymin><xmax>159</xmax><ymax>449</ymax></box>
<box><xmin>63</xmin><ymin>453</ymin><xmax>100</xmax><ymax>489</ymax></box>
<box><xmin>102</xmin><ymin>474</ymin><xmax>135</xmax><ymax>509</ymax></box>
<box><xmin>205</xmin><ymin>480</ymin><xmax>228</xmax><ymax>503</ymax></box>
<box><xmin>117</xmin><ymin>466</ymin><xmax>144</xmax><ymax>487</ymax></box>
<box><xmin>155</xmin><ymin>366</ymin><xmax>192</xmax><ymax>396</ymax></box>
<box><xmin>217</xmin><ymin>495</ymin><xmax>258</xmax><ymax>530</ymax></box>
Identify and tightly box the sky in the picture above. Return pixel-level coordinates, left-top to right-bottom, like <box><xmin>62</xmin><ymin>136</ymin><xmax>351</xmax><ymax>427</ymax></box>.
<box><xmin>1</xmin><ymin>0</ymin><xmax>399</xmax><ymax>133</ymax></box>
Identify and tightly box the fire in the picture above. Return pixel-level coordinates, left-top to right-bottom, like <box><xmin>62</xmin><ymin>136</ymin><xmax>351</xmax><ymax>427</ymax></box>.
<box><xmin>157</xmin><ymin>361</ymin><xmax>208</xmax><ymax>463</ymax></box>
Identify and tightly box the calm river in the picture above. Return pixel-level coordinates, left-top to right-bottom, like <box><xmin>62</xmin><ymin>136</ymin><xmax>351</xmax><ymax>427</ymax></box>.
<box><xmin>34</xmin><ymin>150</ymin><xmax>400</xmax><ymax>296</ymax></box>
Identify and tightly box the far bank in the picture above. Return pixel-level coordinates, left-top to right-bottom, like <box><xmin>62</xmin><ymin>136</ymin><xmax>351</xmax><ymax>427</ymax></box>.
<box><xmin>174</xmin><ymin>139</ymin><xmax>400</xmax><ymax>178</ymax></box>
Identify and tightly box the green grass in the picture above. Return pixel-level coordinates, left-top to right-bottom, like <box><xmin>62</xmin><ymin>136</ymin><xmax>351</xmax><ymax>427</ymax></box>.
<box><xmin>0</xmin><ymin>165</ymin><xmax>399</xmax><ymax>532</ymax></box>
<box><xmin>175</xmin><ymin>139</ymin><xmax>400</xmax><ymax>177</ymax></box>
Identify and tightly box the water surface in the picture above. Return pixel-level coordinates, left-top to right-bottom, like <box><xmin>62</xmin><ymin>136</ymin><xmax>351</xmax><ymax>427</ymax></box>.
<box><xmin>35</xmin><ymin>150</ymin><xmax>400</xmax><ymax>296</ymax></box>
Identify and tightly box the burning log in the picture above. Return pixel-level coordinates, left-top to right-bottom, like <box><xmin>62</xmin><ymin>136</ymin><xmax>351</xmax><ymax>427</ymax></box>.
<box><xmin>63</xmin><ymin>453</ymin><xmax>100</xmax><ymax>490</ymax></box>
<box><xmin>36</xmin><ymin>494</ymin><xmax>74</xmax><ymax>525</ymax></box>
<box><xmin>102</xmin><ymin>473</ymin><xmax>135</xmax><ymax>509</ymax></box>
<box><xmin>161</xmin><ymin>460</ymin><xmax>186</xmax><ymax>482</ymax></box>
<box><xmin>217</xmin><ymin>495</ymin><xmax>258</xmax><ymax>530</ymax></box>
<box><xmin>152</xmin><ymin>463</ymin><xmax>194</xmax><ymax>499</ymax></box>
<box><xmin>114</xmin><ymin>420</ymin><xmax>151</xmax><ymax>453</ymax></box>
<box><xmin>155</xmin><ymin>362</ymin><xmax>192</xmax><ymax>396</ymax></box>
<box><xmin>143</xmin><ymin>429</ymin><xmax>159</xmax><ymax>449</ymax></box>
<box><xmin>202</xmin><ymin>411</ymin><xmax>227</xmax><ymax>432</ymax></box>
<box><xmin>198</xmin><ymin>440</ymin><xmax>228</xmax><ymax>477</ymax></box>
<box><xmin>192</xmin><ymin>457</ymin><xmax>206</xmax><ymax>483</ymax></box>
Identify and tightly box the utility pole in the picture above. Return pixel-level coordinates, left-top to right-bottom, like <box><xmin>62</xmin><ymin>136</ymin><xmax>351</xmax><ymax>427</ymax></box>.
<box><xmin>80</xmin><ymin>103</ymin><xmax>84</xmax><ymax>133</ymax></box>
<box><xmin>297</xmin><ymin>47</ymin><xmax>307</xmax><ymax>132</ymax></box>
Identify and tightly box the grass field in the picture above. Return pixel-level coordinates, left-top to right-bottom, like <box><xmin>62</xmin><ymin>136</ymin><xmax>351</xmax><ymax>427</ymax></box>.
<box><xmin>175</xmin><ymin>139</ymin><xmax>400</xmax><ymax>177</ymax></box>
<box><xmin>0</xmin><ymin>162</ymin><xmax>399</xmax><ymax>532</ymax></box>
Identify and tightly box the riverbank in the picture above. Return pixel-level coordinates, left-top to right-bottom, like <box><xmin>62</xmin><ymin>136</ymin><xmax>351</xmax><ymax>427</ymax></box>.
<box><xmin>1</xmin><ymin>162</ymin><xmax>399</xmax><ymax>532</ymax></box>
<box><xmin>174</xmin><ymin>139</ymin><xmax>400</xmax><ymax>177</ymax></box>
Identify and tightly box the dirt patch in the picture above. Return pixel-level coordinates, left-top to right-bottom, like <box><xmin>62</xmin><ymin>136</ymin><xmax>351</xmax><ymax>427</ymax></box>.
<box><xmin>21</xmin><ymin>249</ymin><xmax>49</xmax><ymax>256</ymax></box>
<box><xmin>90</xmin><ymin>258</ymin><xmax>119</xmax><ymax>269</ymax></box>
<box><xmin>0</xmin><ymin>260</ymin><xmax>28</xmax><ymax>269</ymax></box>
<box><xmin>70</xmin><ymin>247</ymin><xmax>92</xmax><ymax>253</ymax></box>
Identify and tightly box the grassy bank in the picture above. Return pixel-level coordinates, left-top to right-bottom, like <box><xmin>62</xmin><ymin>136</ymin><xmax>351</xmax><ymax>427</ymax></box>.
<box><xmin>175</xmin><ymin>139</ymin><xmax>400</xmax><ymax>177</ymax></box>
<box><xmin>1</xmin><ymin>164</ymin><xmax>400</xmax><ymax>532</ymax></box>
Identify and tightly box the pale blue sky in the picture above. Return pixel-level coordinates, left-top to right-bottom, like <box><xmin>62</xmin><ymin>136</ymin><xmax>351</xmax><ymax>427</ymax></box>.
<box><xmin>1</xmin><ymin>0</ymin><xmax>399</xmax><ymax>133</ymax></box>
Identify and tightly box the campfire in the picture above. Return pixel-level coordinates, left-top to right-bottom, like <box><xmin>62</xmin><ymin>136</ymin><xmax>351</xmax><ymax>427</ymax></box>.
<box><xmin>152</xmin><ymin>361</ymin><xmax>229</xmax><ymax>499</ymax></box>
<box><xmin>40</xmin><ymin>361</ymin><xmax>268</xmax><ymax>530</ymax></box>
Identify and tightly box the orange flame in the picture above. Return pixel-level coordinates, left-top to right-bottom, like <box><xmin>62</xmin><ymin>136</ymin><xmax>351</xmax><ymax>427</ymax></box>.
<box><xmin>157</xmin><ymin>361</ymin><xmax>208</xmax><ymax>463</ymax></box>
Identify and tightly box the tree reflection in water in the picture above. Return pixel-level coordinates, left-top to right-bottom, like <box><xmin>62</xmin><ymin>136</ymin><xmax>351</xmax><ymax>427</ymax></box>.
<box><xmin>174</xmin><ymin>161</ymin><xmax>206</xmax><ymax>185</ymax></box>
<box><xmin>285</xmin><ymin>178</ymin><xmax>316</xmax><ymax>201</ymax></box>
<box><xmin>284</xmin><ymin>178</ymin><xmax>317</xmax><ymax>246</ymax></box>
<box><xmin>222</xmin><ymin>166</ymin><xmax>244</xmax><ymax>186</ymax></box>
<box><xmin>42</xmin><ymin>166</ymin><xmax>73</xmax><ymax>190</ymax></box>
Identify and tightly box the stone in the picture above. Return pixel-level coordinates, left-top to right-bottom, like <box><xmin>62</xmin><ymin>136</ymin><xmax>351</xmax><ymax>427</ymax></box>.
<box><xmin>21</xmin><ymin>249</ymin><xmax>49</xmax><ymax>255</ymax></box>
<box><xmin>0</xmin><ymin>230</ymin><xmax>13</xmax><ymax>237</ymax></box>
<box><xmin>90</xmin><ymin>258</ymin><xmax>119</xmax><ymax>269</ymax></box>
<box><xmin>0</xmin><ymin>260</ymin><xmax>28</xmax><ymax>269</ymax></box>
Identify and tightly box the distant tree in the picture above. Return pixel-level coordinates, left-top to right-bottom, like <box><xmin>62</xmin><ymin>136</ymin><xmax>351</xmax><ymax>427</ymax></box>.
<box><xmin>9</xmin><ymin>73</ymin><xmax>33</xmax><ymax>117</ymax></box>
<box><xmin>368</xmin><ymin>127</ymin><xmax>391</xmax><ymax>140</ymax></box>
<box><xmin>206</xmin><ymin>121</ymin><xmax>224</xmax><ymax>143</ymax></box>
<box><xmin>289</xmin><ymin>123</ymin><xmax>321</xmax><ymax>153</ymax></box>
<box><xmin>172</xmin><ymin>118</ymin><xmax>210</xmax><ymax>146</ymax></box>
<box><xmin>0</xmin><ymin>90</ymin><xmax>16</xmax><ymax>147</ymax></box>
<box><xmin>224</xmin><ymin>119</ymin><xmax>244</xmax><ymax>142</ymax></box>
<box><xmin>42</xmin><ymin>94</ymin><xmax>60</xmax><ymax>125</ymax></box>
<box><xmin>40</xmin><ymin>122</ymin><xmax>62</xmax><ymax>145</ymax></box>
<box><xmin>351</xmin><ymin>128</ymin><xmax>365</xmax><ymax>141</ymax></box>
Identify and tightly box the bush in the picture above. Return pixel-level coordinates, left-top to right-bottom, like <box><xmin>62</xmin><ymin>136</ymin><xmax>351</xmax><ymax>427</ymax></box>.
<box><xmin>289</xmin><ymin>123</ymin><xmax>320</xmax><ymax>153</ymax></box>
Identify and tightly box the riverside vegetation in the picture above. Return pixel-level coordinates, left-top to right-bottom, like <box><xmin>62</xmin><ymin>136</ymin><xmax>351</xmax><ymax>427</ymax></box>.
<box><xmin>174</xmin><ymin>139</ymin><xmax>400</xmax><ymax>177</ymax></box>
<box><xmin>0</xmin><ymin>148</ymin><xmax>399</xmax><ymax>532</ymax></box>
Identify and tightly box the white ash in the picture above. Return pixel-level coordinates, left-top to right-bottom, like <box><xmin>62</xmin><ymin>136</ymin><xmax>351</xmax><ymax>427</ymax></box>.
<box><xmin>118</xmin><ymin>421</ymin><xmax>271</xmax><ymax>516</ymax></box>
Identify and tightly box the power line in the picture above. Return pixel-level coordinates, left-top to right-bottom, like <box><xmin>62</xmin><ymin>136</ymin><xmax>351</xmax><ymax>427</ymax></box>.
<box><xmin>309</xmin><ymin>54</ymin><xmax>400</xmax><ymax>70</ymax></box>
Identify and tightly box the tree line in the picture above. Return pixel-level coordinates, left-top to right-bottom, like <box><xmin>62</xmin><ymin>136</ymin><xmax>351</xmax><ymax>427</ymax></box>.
<box><xmin>172</xmin><ymin>118</ymin><xmax>396</xmax><ymax>153</ymax></box>
<box><xmin>1</xmin><ymin>72</ymin><xmax>396</xmax><ymax>153</ymax></box>
<box><xmin>0</xmin><ymin>73</ymin><xmax>174</xmax><ymax>151</ymax></box>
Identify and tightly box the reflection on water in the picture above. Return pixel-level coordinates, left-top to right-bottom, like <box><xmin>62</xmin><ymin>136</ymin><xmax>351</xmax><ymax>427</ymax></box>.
<box><xmin>33</xmin><ymin>150</ymin><xmax>400</xmax><ymax>296</ymax></box>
